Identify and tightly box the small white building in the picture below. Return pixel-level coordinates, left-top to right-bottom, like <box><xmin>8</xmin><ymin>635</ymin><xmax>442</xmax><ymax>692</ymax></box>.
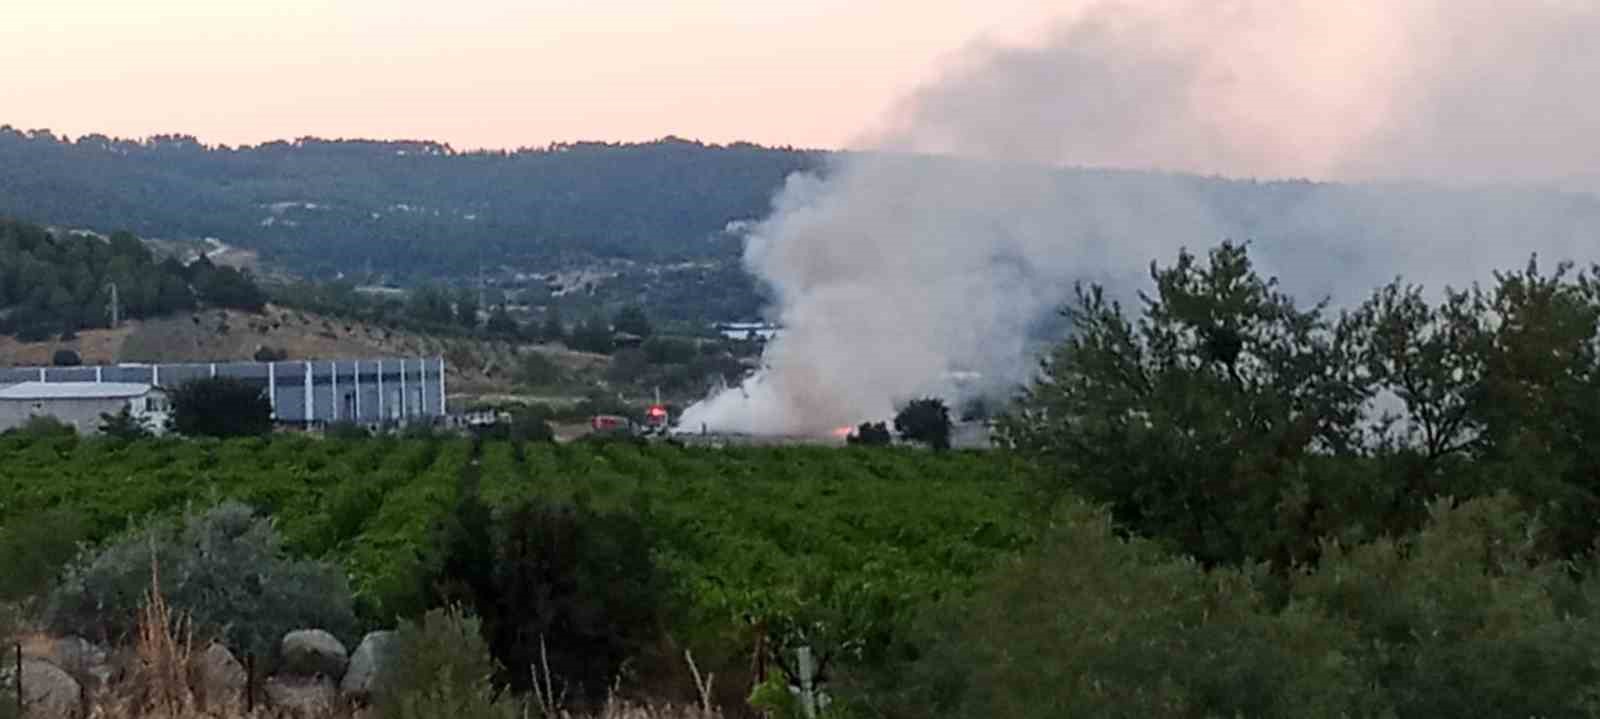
<box><xmin>0</xmin><ymin>382</ymin><xmax>170</xmax><ymax>435</ymax></box>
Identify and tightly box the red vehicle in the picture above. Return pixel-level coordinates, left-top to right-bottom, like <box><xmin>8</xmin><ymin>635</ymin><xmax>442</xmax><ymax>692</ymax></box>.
<box><xmin>590</xmin><ymin>414</ymin><xmax>632</xmax><ymax>433</ymax></box>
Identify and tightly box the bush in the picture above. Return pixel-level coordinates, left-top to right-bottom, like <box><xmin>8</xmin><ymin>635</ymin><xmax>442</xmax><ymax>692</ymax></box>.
<box><xmin>325</xmin><ymin>421</ymin><xmax>372</xmax><ymax>440</ymax></box>
<box><xmin>0</xmin><ymin>508</ymin><xmax>89</xmax><ymax>604</ymax></box>
<box><xmin>169</xmin><ymin>377</ymin><xmax>273</xmax><ymax>438</ymax></box>
<box><xmin>51</xmin><ymin>348</ymin><xmax>81</xmax><ymax>366</ymax></box>
<box><xmin>374</xmin><ymin>605</ymin><xmax>518</xmax><ymax>719</ymax></box>
<box><xmin>429</xmin><ymin>495</ymin><xmax>674</xmax><ymax>706</ymax></box>
<box><xmin>893</xmin><ymin>398</ymin><xmax>951</xmax><ymax>450</ymax></box>
<box><xmin>517</xmin><ymin>352</ymin><xmax>565</xmax><ymax>387</ymax></box>
<box><xmin>98</xmin><ymin>405</ymin><xmax>153</xmax><ymax>441</ymax></box>
<box><xmin>10</xmin><ymin>414</ymin><xmax>76</xmax><ymax>438</ymax></box>
<box><xmin>847</xmin><ymin>422</ymin><xmax>892</xmax><ymax>446</ymax></box>
<box><xmin>253</xmin><ymin>345</ymin><xmax>289</xmax><ymax>362</ymax></box>
<box><xmin>46</xmin><ymin>501</ymin><xmax>357</xmax><ymax>662</ymax></box>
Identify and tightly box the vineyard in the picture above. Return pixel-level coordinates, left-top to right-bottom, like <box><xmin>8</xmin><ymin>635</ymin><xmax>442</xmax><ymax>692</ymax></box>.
<box><xmin>0</xmin><ymin>433</ymin><xmax>1038</xmax><ymax>665</ymax></box>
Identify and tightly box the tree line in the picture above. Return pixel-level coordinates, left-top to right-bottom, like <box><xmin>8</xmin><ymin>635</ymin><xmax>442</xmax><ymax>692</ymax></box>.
<box><xmin>0</xmin><ymin>217</ymin><xmax>268</xmax><ymax>341</ymax></box>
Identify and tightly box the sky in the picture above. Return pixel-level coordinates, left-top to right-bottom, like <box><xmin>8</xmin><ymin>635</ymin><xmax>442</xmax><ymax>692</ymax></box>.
<box><xmin>0</xmin><ymin>0</ymin><xmax>1066</xmax><ymax>151</ymax></box>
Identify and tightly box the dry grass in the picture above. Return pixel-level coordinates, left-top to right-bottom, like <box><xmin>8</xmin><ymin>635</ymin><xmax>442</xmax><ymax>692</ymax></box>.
<box><xmin>59</xmin><ymin>565</ymin><xmax>723</xmax><ymax>719</ymax></box>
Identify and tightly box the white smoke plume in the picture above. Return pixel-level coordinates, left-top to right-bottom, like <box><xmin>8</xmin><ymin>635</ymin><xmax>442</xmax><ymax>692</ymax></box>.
<box><xmin>677</xmin><ymin>0</ymin><xmax>1600</xmax><ymax>436</ymax></box>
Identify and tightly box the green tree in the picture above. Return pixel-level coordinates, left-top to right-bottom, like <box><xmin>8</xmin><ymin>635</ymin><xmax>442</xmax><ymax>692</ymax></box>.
<box><xmin>894</xmin><ymin>398</ymin><xmax>952</xmax><ymax>450</ymax></box>
<box><xmin>848</xmin><ymin>421</ymin><xmax>892</xmax><ymax>446</ymax></box>
<box><xmin>456</xmin><ymin>288</ymin><xmax>481</xmax><ymax>330</ymax></box>
<box><xmin>611</xmin><ymin>304</ymin><xmax>654</xmax><ymax>338</ymax></box>
<box><xmin>169</xmin><ymin>377</ymin><xmax>273</xmax><ymax>438</ymax></box>
<box><xmin>485</xmin><ymin>304</ymin><xmax>518</xmax><ymax>336</ymax></box>
<box><xmin>539</xmin><ymin>307</ymin><xmax>566</xmax><ymax>344</ymax></box>
<box><xmin>568</xmin><ymin>314</ymin><xmax>614</xmax><ymax>354</ymax></box>
<box><xmin>998</xmin><ymin>242</ymin><xmax>1373</xmax><ymax>567</ymax></box>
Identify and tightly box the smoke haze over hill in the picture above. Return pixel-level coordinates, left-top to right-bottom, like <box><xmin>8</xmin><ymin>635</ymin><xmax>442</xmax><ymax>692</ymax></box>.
<box><xmin>678</xmin><ymin>0</ymin><xmax>1600</xmax><ymax>435</ymax></box>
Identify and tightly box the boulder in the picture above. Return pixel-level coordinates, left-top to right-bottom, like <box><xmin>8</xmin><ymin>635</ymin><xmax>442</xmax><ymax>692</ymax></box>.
<box><xmin>21</xmin><ymin>635</ymin><xmax>111</xmax><ymax>691</ymax></box>
<box><xmin>264</xmin><ymin>675</ymin><xmax>339</xmax><ymax>717</ymax></box>
<box><xmin>1</xmin><ymin>657</ymin><xmax>84</xmax><ymax>719</ymax></box>
<box><xmin>195</xmin><ymin>642</ymin><xmax>248</xmax><ymax>709</ymax></box>
<box><xmin>280</xmin><ymin>629</ymin><xmax>349</xmax><ymax>679</ymax></box>
<box><xmin>339</xmin><ymin>630</ymin><xmax>396</xmax><ymax>701</ymax></box>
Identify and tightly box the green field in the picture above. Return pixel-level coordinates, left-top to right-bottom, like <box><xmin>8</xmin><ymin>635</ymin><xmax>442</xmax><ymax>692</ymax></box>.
<box><xmin>0</xmin><ymin>433</ymin><xmax>1037</xmax><ymax>651</ymax></box>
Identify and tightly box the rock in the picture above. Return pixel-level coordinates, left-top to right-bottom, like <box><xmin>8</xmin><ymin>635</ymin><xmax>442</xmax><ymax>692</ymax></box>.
<box><xmin>265</xmin><ymin>675</ymin><xmax>339</xmax><ymax>717</ymax></box>
<box><xmin>195</xmin><ymin>642</ymin><xmax>248</xmax><ymax>709</ymax></box>
<box><xmin>340</xmin><ymin>630</ymin><xmax>396</xmax><ymax>701</ymax></box>
<box><xmin>1</xmin><ymin>658</ymin><xmax>84</xmax><ymax>719</ymax></box>
<box><xmin>280</xmin><ymin>629</ymin><xmax>349</xmax><ymax>679</ymax></box>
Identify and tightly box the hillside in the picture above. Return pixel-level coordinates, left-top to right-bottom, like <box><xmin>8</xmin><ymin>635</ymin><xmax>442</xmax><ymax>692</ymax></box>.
<box><xmin>0</xmin><ymin>304</ymin><xmax>609</xmax><ymax>400</ymax></box>
<box><xmin>0</xmin><ymin>129</ymin><xmax>823</xmax><ymax>280</ymax></box>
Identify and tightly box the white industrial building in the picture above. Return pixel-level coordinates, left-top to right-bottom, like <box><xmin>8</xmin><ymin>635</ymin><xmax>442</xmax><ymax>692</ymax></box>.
<box><xmin>0</xmin><ymin>381</ymin><xmax>170</xmax><ymax>435</ymax></box>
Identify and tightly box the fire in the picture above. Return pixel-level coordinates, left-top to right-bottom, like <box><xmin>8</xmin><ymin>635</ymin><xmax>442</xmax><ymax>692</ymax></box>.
<box><xmin>831</xmin><ymin>425</ymin><xmax>854</xmax><ymax>438</ymax></box>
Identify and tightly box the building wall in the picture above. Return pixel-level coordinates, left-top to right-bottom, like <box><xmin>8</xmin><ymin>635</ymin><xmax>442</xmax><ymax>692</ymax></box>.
<box><xmin>0</xmin><ymin>357</ymin><xmax>447</xmax><ymax>426</ymax></box>
<box><xmin>0</xmin><ymin>396</ymin><xmax>130</xmax><ymax>434</ymax></box>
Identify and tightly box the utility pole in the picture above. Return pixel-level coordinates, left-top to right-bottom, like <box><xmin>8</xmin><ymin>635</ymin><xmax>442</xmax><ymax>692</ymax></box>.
<box><xmin>107</xmin><ymin>281</ymin><xmax>120</xmax><ymax>328</ymax></box>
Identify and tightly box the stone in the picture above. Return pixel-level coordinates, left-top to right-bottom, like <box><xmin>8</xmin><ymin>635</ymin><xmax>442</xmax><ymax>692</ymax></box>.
<box><xmin>195</xmin><ymin>642</ymin><xmax>248</xmax><ymax>709</ymax></box>
<box><xmin>264</xmin><ymin>675</ymin><xmax>339</xmax><ymax>717</ymax></box>
<box><xmin>280</xmin><ymin>629</ymin><xmax>349</xmax><ymax>679</ymax></box>
<box><xmin>339</xmin><ymin>630</ymin><xmax>396</xmax><ymax>702</ymax></box>
<box><xmin>1</xmin><ymin>657</ymin><xmax>85</xmax><ymax>719</ymax></box>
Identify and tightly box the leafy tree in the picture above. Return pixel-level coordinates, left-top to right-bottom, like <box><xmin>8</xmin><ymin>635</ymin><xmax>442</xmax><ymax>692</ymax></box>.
<box><xmin>540</xmin><ymin>308</ymin><xmax>566</xmax><ymax>344</ymax></box>
<box><xmin>169</xmin><ymin>376</ymin><xmax>273</xmax><ymax>438</ymax></box>
<box><xmin>568</xmin><ymin>314</ymin><xmax>614</xmax><ymax>354</ymax></box>
<box><xmin>429</xmin><ymin>495</ymin><xmax>672</xmax><ymax>705</ymax></box>
<box><xmin>485</xmin><ymin>304</ymin><xmax>518</xmax><ymax>336</ymax></box>
<box><xmin>604</xmin><ymin>347</ymin><xmax>650</xmax><ymax>385</ymax></box>
<box><xmin>612</xmin><ymin>304</ymin><xmax>654</xmax><ymax>338</ymax></box>
<box><xmin>894</xmin><ymin>398</ymin><xmax>952</xmax><ymax>450</ymax></box>
<box><xmin>998</xmin><ymin>242</ymin><xmax>1372</xmax><ymax>567</ymax></box>
<box><xmin>642</xmin><ymin>336</ymin><xmax>696</xmax><ymax>365</ymax></box>
<box><xmin>406</xmin><ymin>285</ymin><xmax>455</xmax><ymax>326</ymax></box>
<box><xmin>455</xmin><ymin>288</ymin><xmax>481</xmax><ymax>330</ymax></box>
<box><xmin>848</xmin><ymin>421</ymin><xmax>892</xmax><ymax>446</ymax></box>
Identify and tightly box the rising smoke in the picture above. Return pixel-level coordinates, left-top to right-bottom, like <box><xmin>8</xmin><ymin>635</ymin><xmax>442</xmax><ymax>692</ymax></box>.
<box><xmin>677</xmin><ymin>0</ymin><xmax>1600</xmax><ymax>436</ymax></box>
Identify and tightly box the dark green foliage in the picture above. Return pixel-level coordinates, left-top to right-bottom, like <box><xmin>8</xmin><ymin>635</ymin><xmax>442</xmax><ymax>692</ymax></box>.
<box><xmin>169</xmin><ymin>377</ymin><xmax>273</xmax><ymax>438</ymax></box>
<box><xmin>485</xmin><ymin>305</ymin><xmax>518</xmax><ymax>336</ymax></box>
<box><xmin>567</xmin><ymin>314</ymin><xmax>614</xmax><ymax>354</ymax></box>
<box><xmin>611</xmin><ymin>304</ymin><xmax>654</xmax><ymax>339</ymax></box>
<box><xmin>374</xmin><ymin>605</ymin><xmax>518</xmax><ymax>719</ymax></box>
<box><xmin>642</xmin><ymin>336</ymin><xmax>696</xmax><ymax>365</ymax></box>
<box><xmin>10</xmin><ymin>415</ymin><xmax>75</xmax><ymax>438</ymax></box>
<box><xmin>97</xmin><ymin>406</ymin><xmax>153</xmax><ymax>441</ymax></box>
<box><xmin>539</xmin><ymin>309</ymin><xmax>566</xmax><ymax>344</ymax></box>
<box><xmin>848</xmin><ymin>422</ymin><xmax>892</xmax><ymax>446</ymax></box>
<box><xmin>253</xmin><ymin>345</ymin><xmax>289</xmax><ymax>362</ymax></box>
<box><xmin>516</xmin><ymin>352</ymin><xmax>565</xmax><ymax>387</ymax></box>
<box><xmin>455</xmin><ymin>288</ymin><xmax>480</xmax><ymax>330</ymax></box>
<box><xmin>894</xmin><ymin>398</ymin><xmax>951</xmax><ymax>450</ymax></box>
<box><xmin>0</xmin><ymin>508</ymin><xmax>89</xmax><ymax>603</ymax></box>
<box><xmin>0</xmin><ymin>132</ymin><xmax>822</xmax><ymax>280</ymax></box>
<box><xmin>325</xmin><ymin>421</ymin><xmax>372</xmax><ymax>440</ymax></box>
<box><xmin>50</xmin><ymin>348</ymin><xmax>80</xmax><ymax>366</ymax></box>
<box><xmin>187</xmin><ymin>256</ymin><xmax>268</xmax><ymax>312</ymax></box>
<box><xmin>406</xmin><ymin>285</ymin><xmax>457</xmax><ymax>327</ymax></box>
<box><xmin>429</xmin><ymin>494</ymin><xmax>673</xmax><ymax>705</ymax></box>
<box><xmin>604</xmin><ymin>347</ymin><xmax>650</xmax><ymax>385</ymax></box>
<box><xmin>45</xmin><ymin>501</ymin><xmax>357</xmax><ymax>661</ymax></box>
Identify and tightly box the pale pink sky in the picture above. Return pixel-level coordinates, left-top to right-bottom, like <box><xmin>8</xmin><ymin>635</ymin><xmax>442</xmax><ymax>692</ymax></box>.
<box><xmin>0</xmin><ymin>0</ymin><xmax>1067</xmax><ymax>150</ymax></box>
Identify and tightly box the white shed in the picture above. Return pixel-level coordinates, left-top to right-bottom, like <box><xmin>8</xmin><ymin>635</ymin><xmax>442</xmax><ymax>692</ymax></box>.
<box><xmin>0</xmin><ymin>382</ymin><xmax>169</xmax><ymax>435</ymax></box>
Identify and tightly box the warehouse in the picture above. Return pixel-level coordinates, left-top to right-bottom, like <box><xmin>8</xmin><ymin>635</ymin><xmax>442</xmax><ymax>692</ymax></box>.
<box><xmin>0</xmin><ymin>356</ymin><xmax>447</xmax><ymax>428</ymax></box>
<box><xmin>0</xmin><ymin>381</ymin><xmax>169</xmax><ymax>435</ymax></box>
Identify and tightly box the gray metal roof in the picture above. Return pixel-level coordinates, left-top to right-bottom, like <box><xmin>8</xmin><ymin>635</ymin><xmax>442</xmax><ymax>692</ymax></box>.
<box><xmin>0</xmin><ymin>381</ymin><xmax>156</xmax><ymax>401</ymax></box>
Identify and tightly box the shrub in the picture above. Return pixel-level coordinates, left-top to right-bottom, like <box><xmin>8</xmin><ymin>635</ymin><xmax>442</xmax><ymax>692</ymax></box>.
<box><xmin>98</xmin><ymin>405</ymin><xmax>153</xmax><ymax>441</ymax></box>
<box><xmin>847</xmin><ymin>422</ymin><xmax>892</xmax><ymax>446</ymax></box>
<box><xmin>253</xmin><ymin>345</ymin><xmax>289</xmax><ymax>362</ymax></box>
<box><xmin>169</xmin><ymin>377</ymin><xmax>273</xmax><ymax>438</ymax></box>
<box><xmin>429</xmin><ymin>495</ymin><xmax>673</xmax><ymax>706</ymax></box>
<box><xmin>325</xmin><ymin>421</ymin><xmax>372</xmax><ymax>440</ymax></box>
<box><xmin>10</xmin><ymin>414</ymin><xmax>76</xmax><ymax>438</ymax></box>
<box><xmin>374</xmin><ymin>605</ymin><xmax>518</xmax><ymax>719</ymax></box>
<box><xmin>46</xmin><ymin>501</ymin><xmax>356</xmax><ymax>662</ymax></box>
<box><xmin>51</xmin><ymin>348</ymin><xmax>82</xmax><ymax>366</ymax></box>
<box><xmin>893</xmin><ymin>398</ymin><xmax>951</xmax><ymax>450</ymax></box>
<box><xmin>0</xmin><ymin>508</ymin><xmax>89</xmax><ymax>604</ymax></box>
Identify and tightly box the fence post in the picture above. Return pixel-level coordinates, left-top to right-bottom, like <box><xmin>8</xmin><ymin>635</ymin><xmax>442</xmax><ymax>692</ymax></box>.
<box><xmin>15</xmin><ymin>642</ymin><xmax>22</xmax><ymax>719</ymax></box>
<box><xmin>244</xmin><ymin>653</ymin><xmax>254</xmax><ymax>713</ymax></box>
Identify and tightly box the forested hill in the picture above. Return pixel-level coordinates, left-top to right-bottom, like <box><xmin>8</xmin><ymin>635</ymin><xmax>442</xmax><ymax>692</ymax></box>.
<box><xmin>0</xmin><ymin>128</ymin><xmax>823</xmax><ymax>279</ymax></box>
<box><xmin>0</xmin><ymin>217</ymin><xmax>267</xmax><ymax>341</ymax></box>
